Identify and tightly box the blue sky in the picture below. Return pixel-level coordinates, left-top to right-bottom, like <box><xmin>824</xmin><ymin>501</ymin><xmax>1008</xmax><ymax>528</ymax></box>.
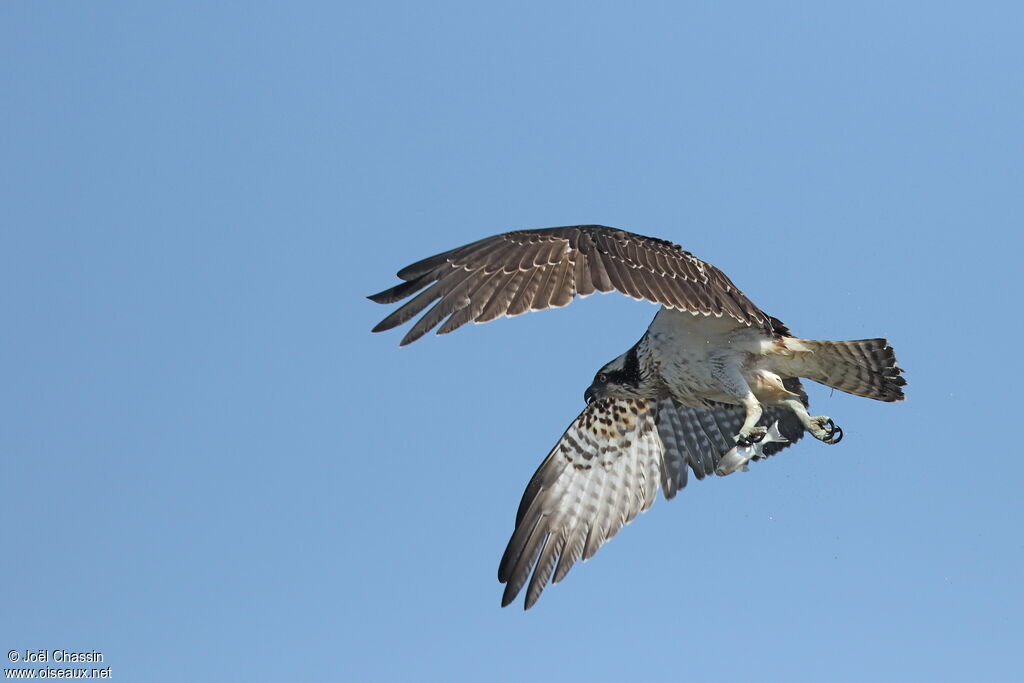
<box><xmin>3</xmin><ymin>2</ymin><xmax>1022</xmax><ymax>681</ymax></box>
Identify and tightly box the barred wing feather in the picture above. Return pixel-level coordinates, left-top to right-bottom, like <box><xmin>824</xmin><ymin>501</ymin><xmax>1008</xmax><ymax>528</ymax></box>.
<box><xmin>369</xmin><ymin>226</ymin><xmax>770</xmax><ymax>345</ymax></box>
<box><xmin>498</xmin><ymin>395</ymin><xmax>807</xmax><ymax>609</ymax></box>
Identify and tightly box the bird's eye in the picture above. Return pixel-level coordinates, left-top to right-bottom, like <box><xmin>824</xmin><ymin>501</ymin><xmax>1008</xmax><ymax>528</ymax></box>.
<box><xmin>598</xmin><ymin>373</ymin><xmax>608</xmax><ymax>383</ymax></box>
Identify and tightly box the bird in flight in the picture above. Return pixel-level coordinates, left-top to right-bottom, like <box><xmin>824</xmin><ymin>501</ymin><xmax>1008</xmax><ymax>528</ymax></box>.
<box><xmin>368</xmin><ymin>225</ymin><xmax>905</xmax><ymax>609</ymax></box>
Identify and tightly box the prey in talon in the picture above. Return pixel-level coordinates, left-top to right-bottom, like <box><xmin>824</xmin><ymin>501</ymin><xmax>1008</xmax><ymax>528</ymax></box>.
<box><xmin>370</xmin><ymin>225</ymin><xmax>906</xmax><ymax>609</ymax></box>
<box><xmin>716</xmin><ymin>422</ymin><xmax>789</xmax><ymax>476</ymax></box>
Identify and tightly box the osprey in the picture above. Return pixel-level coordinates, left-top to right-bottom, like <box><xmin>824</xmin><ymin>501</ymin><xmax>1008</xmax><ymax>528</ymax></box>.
<box><xmin>369</xmin><ymin>225</ymin><xmax>905</xmax><ymax>609</ymax></box>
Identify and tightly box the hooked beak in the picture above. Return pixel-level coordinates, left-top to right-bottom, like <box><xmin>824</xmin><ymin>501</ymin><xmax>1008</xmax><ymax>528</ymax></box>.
<box><xmin>584</xmin><ymin>386</ymin><xmax>597</xmax><ymax>405</ymax></box>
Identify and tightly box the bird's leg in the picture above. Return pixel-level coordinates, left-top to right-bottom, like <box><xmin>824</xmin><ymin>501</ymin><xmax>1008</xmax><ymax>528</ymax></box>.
<box><xmin>781</xmin><ymin>398</ymin><xmax>843</xmax><ymax>444</ymax></box>
<box><xmin>710</xmin><ymin>357</ymin><xmax>766</xmax><ymax>446</ymax></box>
<box><xmin>734</xmin><ymin>393</ymin><xmax>766</xmax><ymax>447</ymax></box>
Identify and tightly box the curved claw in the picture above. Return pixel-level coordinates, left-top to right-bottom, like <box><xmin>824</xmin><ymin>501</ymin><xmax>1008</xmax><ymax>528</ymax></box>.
<box><xmin>823</xmin><ymin>418</ymin><xmax>843</xmax><ymax>445</ymax></box>
<box><xmin>735</xmin><ymin>429</ymin><xmax>767</xmax><ymax>448</ymax></box>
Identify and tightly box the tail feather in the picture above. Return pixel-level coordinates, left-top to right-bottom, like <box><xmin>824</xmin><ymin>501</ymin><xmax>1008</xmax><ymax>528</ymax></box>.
<box><xmin>799</xmin><ymin>338</ymin><xmax>906</xmax><ymax>402</ymax></box>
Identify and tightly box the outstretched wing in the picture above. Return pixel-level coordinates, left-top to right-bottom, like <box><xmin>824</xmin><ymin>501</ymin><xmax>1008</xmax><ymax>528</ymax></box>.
<box><xmin>498</xmin><ymin>398</ymin><xmax>663</xmax><ymax>610</ymax></box>
<box><xmin>369</xmin><ymin>226</ymin><xmax>770</xmax><ymax>345</ymax></box>
<box><xmin>499</xmin><ymin>390</ymin><xmax>809</xmax><ymax>610</ymax></box>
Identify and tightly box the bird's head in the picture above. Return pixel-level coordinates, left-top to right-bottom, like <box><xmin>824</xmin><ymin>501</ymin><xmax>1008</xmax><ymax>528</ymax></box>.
<box><xmin>584</xmin><ymin>346</ymin><xmax>644</xmax><ymax>404</ymax></box>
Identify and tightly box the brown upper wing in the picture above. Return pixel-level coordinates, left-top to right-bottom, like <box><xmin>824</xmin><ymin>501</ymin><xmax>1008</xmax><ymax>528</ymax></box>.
<box><xmin>368</xmin><ymin>225</ymin><xmax>770</xmax><ymax>345</ymax></box>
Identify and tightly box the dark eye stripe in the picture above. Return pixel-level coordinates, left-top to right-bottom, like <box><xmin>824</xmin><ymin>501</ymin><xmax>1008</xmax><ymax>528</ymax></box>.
<box><xmin>603</xmin><ymin>348</ymin><xmax>641</xmax><ymax>387</ymax></box>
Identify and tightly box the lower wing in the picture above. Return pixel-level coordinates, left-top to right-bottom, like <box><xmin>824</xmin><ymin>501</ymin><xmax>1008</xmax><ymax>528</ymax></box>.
<box><xmin>498</xmin><ymin>394</ymin><xmax>806</xmax><ymax>610</ymax></box>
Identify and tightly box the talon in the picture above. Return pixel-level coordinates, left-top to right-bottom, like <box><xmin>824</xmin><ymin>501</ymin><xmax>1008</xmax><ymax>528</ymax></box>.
<box><xmin>735</xmin><ymin>426</ymin><xmax>767</xmax><ymax>448</ymax></box>
<box><xmin>810</xmin><ymin>416</ymin><xmax>844</xmax><ymax>444</ymax></box>
<box><xmin>829</xmin><ymin>424</ymin><xmax>843</xmax><ymax>444</ymax></box>
<box><xmin>821</xmin><ymin>418</ymin><xmax>843</xmax><ymax>444</ymax></box>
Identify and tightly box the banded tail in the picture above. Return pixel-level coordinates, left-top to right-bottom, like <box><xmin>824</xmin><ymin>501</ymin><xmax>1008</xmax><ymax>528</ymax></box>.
<box><xmin>798</xmin><ymin>338</ymin><xmax>906</xmax><ymax>402</ymax></box>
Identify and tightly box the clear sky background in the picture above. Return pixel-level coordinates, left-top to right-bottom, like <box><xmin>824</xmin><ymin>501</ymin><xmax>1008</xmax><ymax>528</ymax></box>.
<box><xmin>3</xmin><ymin>2</ymin><xmax>1022</xmax><ymax>681</ymax></box>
